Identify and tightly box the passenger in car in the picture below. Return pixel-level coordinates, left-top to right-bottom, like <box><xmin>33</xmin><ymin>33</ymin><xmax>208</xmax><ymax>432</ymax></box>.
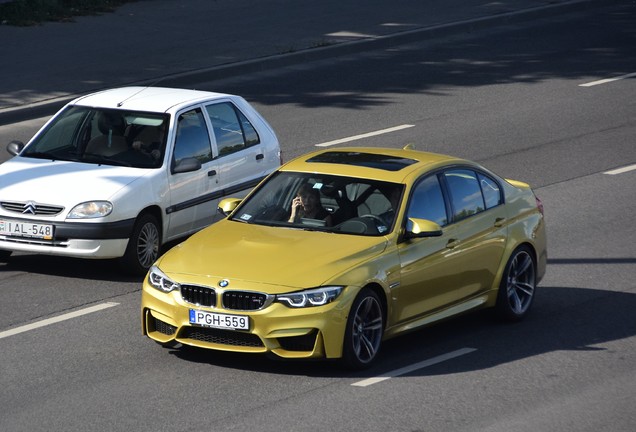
<box><xmin>288</xmin><ymin>183</ymin><xmax>333</xmax><ymax>226</ymax></box>
<box><xmin>131</xmin><ymin>125</ymin><xmax>164</xmax><ymax>162</ymax></box>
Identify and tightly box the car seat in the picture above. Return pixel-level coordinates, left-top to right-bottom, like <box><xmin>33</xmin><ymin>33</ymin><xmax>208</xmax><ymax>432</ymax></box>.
<box><xmin>85</xmin><ymin>112</ymin><xmax>129</xmax><ymax>157</ymax></box>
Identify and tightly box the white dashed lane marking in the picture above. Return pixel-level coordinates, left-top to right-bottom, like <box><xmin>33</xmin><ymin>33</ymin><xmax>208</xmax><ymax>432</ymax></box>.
<box><xmin>352</xmin><ymin>347</ymin><xmax>477</xmax><ymax>387</ymax></box>
<box><xmin>315</xmin><ymin>124</ymin><xmax>415</xmax><ymax>147</ymax></box>
<box><xmin>0</xmin><ymin>302</ymin><xmax>119</xmax><ymax>340</ymax></box>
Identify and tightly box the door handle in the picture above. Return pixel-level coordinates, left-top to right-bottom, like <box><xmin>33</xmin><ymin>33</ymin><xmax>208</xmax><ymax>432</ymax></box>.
<box><xmin>208</xmin><ymin>170</ymin><xmax>217</xmax><ymax>177</ymax></box>
<box><xmin>255</xmin><ymin>153</ymin><xmax>264</xmax><ymax>160</ymax></box>
<box><xmin>446</xmin><ymin>238</ymin><xmax>460</xmax><ymax>249</ymax></box>
<box><xmin>494</xmin><ymin>217</ymin><xmax>506</xmax><ymax>227</ymax></box>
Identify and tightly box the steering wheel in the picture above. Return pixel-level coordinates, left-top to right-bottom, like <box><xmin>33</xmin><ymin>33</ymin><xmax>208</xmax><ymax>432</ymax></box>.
<box><xmin>359</xmin><ymin>214</ymin><xmax>386</xmax><ymax>226</ymax></box>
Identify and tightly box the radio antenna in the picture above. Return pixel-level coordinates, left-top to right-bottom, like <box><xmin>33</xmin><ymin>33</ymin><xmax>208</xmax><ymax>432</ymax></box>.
<box><xmin>116</xmin><ymin>76</ymin><xmax>166</xmax><ymax>107</ymax></box>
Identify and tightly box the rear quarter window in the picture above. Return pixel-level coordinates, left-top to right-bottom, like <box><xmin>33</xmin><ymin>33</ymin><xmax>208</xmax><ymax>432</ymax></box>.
<box><xmin>478</xmin><ymin>172</ymin><xmax>503</xmax><ymax>209</ymax></box>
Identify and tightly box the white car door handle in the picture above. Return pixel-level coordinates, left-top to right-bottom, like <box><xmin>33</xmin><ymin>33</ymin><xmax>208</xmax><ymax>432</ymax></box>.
<box><xmin>208</xmin><ymin>170</ymin><xmax>217</xmax><ymax>177</ymax></box>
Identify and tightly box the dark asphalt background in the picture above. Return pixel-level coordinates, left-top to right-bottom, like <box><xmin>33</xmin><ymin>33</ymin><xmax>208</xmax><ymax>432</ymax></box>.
<box><xmin>0</xmin><ymin>0</ymin><xmax>608</xmax><ymax>126</ymax></box>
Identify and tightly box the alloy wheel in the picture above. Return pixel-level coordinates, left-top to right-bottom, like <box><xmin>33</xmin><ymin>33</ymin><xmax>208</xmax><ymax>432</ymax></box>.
<box><xmin>137</xmin><ymin>221</ymin><xmax>159</xmax><ymax>269</ymax></box>
<box><xmin>351</xmin><ymin>294</ymin><xmax>383</xmax><ymax>364</ymax></box>
<box><xmin>504</xmin><ymin>249</ymin><xmax>536</xmax><ymax>316</ymax></box>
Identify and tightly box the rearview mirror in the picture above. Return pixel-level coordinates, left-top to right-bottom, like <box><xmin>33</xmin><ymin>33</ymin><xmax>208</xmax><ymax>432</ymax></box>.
<box><xmin>7</xmin><ymin>140</ymin><xmax>24</xmax><ymax>156</ymax></box>
<box><xmin>404</xmin><ymin>218</ymin><xmax>443</xmax><ymax>239</ymax></box>
<box><xmin>218</xmin><ymin>198</ymin><xmax>242</xmax><ymax>217</ymax></box>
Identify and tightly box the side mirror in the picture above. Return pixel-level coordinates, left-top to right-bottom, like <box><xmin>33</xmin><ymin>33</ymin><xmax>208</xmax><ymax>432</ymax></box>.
<box><xmin>7</xmin><ymin>140</ymin><xmax>24</xmax><ymax>156</ymax></box>
<box><xmin>171</xmin><ymin>157</ymin><xmax>201</xmax><ymax>174</ymax></box>
<box><xmin>404</xmin><ymin>218</ymin><xmax>443</xmax><ymax>239</ymax></box>
<box><xmin>217</xmin><ymin>198</ymin><xmax>242</xmax><ymax>217</ymax></box>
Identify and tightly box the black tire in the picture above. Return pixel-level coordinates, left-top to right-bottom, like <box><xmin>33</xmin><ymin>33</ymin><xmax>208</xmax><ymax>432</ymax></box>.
<box><xmin>341</xmin><ymin>288</ymin><xmax>384</xmax><ymax>370</ymax></box>
<box><xmin>121</xmin><ymin>213</ymin><xmax>161</xmax><ymax>276</ymax></box>
<box><xmin>0</xmin><ymin>250</ymin><xmax>12</xmax><ymax>262</ymax></box>
<box><xmin>495</xmin><ymin>245</ymin><xmax>537</xmax><ymax>321</ymax></box>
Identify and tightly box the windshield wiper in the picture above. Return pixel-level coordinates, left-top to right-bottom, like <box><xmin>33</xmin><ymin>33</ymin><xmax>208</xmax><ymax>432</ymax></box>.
<box><xmin>22</xmin><ymin>151</ymin><xmax>60</xmax><ymax>161</ymax></box>
<box><xmin>82</xmin><ymin>154</ymin><xmax>132</xmax><ymax>167</ymax></box>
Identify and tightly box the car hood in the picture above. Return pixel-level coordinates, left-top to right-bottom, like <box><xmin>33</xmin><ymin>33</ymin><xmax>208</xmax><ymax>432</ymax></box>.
<box><xmin>158</xmin><ymin>220</ymin><xmax>389</xmax><ymax>290</ymax></box>
<box><xmin>0</xmin><ymin>157</ymin><xmax>148</xmax><ymax>207</ymax></box>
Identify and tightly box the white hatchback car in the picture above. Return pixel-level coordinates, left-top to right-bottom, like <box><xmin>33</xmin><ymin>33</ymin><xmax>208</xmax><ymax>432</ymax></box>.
<box><xmin>0</xmin><ymin>87</ymin><xmax>281</xmax><ymax>274</ymax></box>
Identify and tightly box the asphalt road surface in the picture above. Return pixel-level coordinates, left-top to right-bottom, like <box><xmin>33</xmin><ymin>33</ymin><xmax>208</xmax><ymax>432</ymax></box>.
<box><xmin>1</xmin><ymin>2</ymin><xmax>635</xmax><ymax>432</ymax></box>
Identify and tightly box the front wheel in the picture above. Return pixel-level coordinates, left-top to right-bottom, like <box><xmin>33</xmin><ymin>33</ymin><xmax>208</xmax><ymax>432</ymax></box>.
<box><xmin>341</xmin><ymin>288</ymin><xmax>384</xmax><ymax>370</ymax></box>
<box><xmin>495</xmin><ymin>246</ymin><xmax>537</xmax><ymax>321</ymax></box>
<box><xmin>121</xmin><ymin>214</ymin><xmax>161</xmax><ymax>276</ymax></box>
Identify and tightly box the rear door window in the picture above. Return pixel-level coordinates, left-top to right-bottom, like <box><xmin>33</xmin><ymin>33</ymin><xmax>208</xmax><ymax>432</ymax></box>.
<box><xmin>443</xmin><ymin>169</ymin><xmax>485</xmax><ymax>222</ymax></box>
<box><xmin>205</xmin><ymin>102</ymin><xmax>260</xmax><ymax>157</ymax></box>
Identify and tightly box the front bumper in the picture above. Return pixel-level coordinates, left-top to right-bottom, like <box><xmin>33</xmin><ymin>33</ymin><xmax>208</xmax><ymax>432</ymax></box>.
<box><xmin>0</xmin><ymin>216</ymin><xmax>135</xmax><ymax>259</ymax></box>
<box><xmin>141</xmin><ymin>279</ymin><xmax>357</xmax><ymax>360</ymax></box>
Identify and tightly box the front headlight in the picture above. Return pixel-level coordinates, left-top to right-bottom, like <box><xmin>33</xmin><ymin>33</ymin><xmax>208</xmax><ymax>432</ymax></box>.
<box><xmin>148</xmin><ymin>265</ymin><xmax>180</xmax><ymax>293</ymax></box>
<box><xmin>276</xmin><ymin>286</ymin><xmax>343</xmax><ymax>308</ymax></box>
<box><xmin>67</xmin><ymin>201</ymin><xmax>113</xmax><ymax>219</ymax></box>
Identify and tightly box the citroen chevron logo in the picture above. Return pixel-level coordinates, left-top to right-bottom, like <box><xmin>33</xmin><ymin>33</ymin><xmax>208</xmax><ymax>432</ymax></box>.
<box><xmin>23</xmin><ymin>201</ymin><xmax>37</xmax><ymax>215</ymax></box>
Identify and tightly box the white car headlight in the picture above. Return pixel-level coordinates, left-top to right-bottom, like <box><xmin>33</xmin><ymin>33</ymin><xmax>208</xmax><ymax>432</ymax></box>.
<box><xmin>67</xmin><ymin>201</ymin><xmax>113</xmax><ymax>219</ymax></box>
<box><xmin>148</xmin><ymin>265</ymin><xmax>180</xmax><ymax>293</ymax></box>
<box><xmin>276</xmin><ymin>286</ymin><xmax>343</xmax><ymax>308</ymax></box>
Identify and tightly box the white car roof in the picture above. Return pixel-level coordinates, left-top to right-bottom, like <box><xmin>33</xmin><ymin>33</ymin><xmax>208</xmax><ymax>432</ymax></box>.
<box><xmin>70</xmin><ymin>86</ymin><xmax>234</xmax><ymax>113</ymax></box>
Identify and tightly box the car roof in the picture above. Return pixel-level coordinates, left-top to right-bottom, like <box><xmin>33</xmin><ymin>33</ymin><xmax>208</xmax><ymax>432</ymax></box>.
<box><xmin>280</xmin><ymin>146</ymin><xmax>471</xmax><ymax>183</ymax></box>
<box><xmin>70</xmin><ymin>86</ymin><xmax>234</xmax><ymax>113</ymax></box>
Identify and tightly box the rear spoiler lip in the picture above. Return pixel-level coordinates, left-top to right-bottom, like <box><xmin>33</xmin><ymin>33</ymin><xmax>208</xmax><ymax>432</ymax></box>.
<box><xmin>504</xmin><ymin>178</ymin><xmax>531</xmax><ymax>189</ymax></box>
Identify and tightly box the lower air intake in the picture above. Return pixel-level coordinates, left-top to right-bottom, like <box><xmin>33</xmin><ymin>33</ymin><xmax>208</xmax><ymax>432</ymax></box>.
<box><xmin>182</xmin><ymin>327</ymin><xmax>264</xmax><ymax>347</ymax></box>
<box><xmin>153</xmin><ymin>317</ymin><xmax>176</xmax><ymax>336</ymax></box>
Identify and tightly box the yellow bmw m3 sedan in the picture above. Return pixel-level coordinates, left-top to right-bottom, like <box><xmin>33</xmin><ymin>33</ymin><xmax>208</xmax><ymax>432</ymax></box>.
<box><xmin>141</xmin><ymin>146</ymin><xmax>547</xmax><ymax>369</ymax></box>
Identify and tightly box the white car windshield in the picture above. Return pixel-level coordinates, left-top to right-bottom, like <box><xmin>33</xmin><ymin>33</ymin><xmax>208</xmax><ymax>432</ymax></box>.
<box><xmin>230</xmin><ymin>171</ymin><xmax>404</xmax><ymax>236</ymax></box>
<box><xmin>22</xmin><ymin>106</ymin><xmax>169</xmax><ymax>169</ymax></box>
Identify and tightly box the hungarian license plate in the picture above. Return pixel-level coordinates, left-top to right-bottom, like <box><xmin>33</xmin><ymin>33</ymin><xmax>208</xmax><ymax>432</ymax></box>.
<box><xmin>0</xmin><ymin>219</ymin><xmax>54</xmax><ymax>240</ymax></box>
<box><xmin>189</xmin><ymin>309</ymin><xmax>249</xmax><ymax>330</ymax></box>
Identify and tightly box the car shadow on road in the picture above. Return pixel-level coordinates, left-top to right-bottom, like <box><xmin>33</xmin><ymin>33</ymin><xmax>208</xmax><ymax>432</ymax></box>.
<box><xmin>164</xmin><ymin>284</ymin><xmax>636</xmax><ymax>379</ymax></box>
<box><xmin>0</xmin><ymin>253</ymin><xmax>142</xmax><ymax>283</ymax></box>
<box><xmin>378</xmin><ymin>285</ymin><xmax>636</xmax><ymax>376</ymax></box>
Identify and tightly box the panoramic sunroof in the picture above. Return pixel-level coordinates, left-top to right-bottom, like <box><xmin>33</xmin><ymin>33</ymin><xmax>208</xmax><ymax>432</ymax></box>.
<box><xmin>306</xmin><ymin>151</ymin><xmax>418</xmax><ymax>172</ymax></box>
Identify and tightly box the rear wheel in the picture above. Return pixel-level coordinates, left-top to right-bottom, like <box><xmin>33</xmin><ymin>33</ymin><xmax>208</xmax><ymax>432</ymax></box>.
<box><xmin>342</xmin><ymin>288</ymin><xmax>384</xmax><ymax>369</ymax></box>
<box><xmin>495</xmin><ymin>246</ymin><xmax>536</xmax><ymax>321</ymax></box>
<box><xmin>121</xmin><ymin>214</ymin><xmax>160</xmax><ymax>276</ymax></box>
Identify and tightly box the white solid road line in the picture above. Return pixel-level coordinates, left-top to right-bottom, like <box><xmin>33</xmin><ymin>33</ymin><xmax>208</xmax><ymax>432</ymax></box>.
<box><xmin>315</xmin><ymin>124</ymin><xmax>415</xmax><ymax>147</ymax></box>
<box><xmin>604</xmin><ymin>164</ymin><xmax>636</xmax><ymax>175</ymax></box>
<box><xmin>579</xmin><ymin>72</ymin><xmax>636</xmax><ymax>87</ymax></box>
<box><xmin>352</xmin><ymin>347</ymin><xmax>477</xmax><ymax>387</ymax></box>
<box><xmin>0</xmin><ymin>302</ymin><xmax>119</xmax><ymax>340</ymax></box>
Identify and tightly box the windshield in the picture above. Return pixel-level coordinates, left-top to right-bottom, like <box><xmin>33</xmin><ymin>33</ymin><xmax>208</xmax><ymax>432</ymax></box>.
<box><xmin>22</xmin><ymin>106</ymin><xmax>169</xmax><ymax>168</ymax></box>
<box><xmin>230</xmin><ymin>171</ymin><xmax>404</xmax><ymax>236</ymax></box>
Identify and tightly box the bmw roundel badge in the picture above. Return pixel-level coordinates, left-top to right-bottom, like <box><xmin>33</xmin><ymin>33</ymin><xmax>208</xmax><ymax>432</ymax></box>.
<box><xmin>218</xmin><ymin>279</ymin><xmax>229</xmax><ymax>288</ymax></box>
